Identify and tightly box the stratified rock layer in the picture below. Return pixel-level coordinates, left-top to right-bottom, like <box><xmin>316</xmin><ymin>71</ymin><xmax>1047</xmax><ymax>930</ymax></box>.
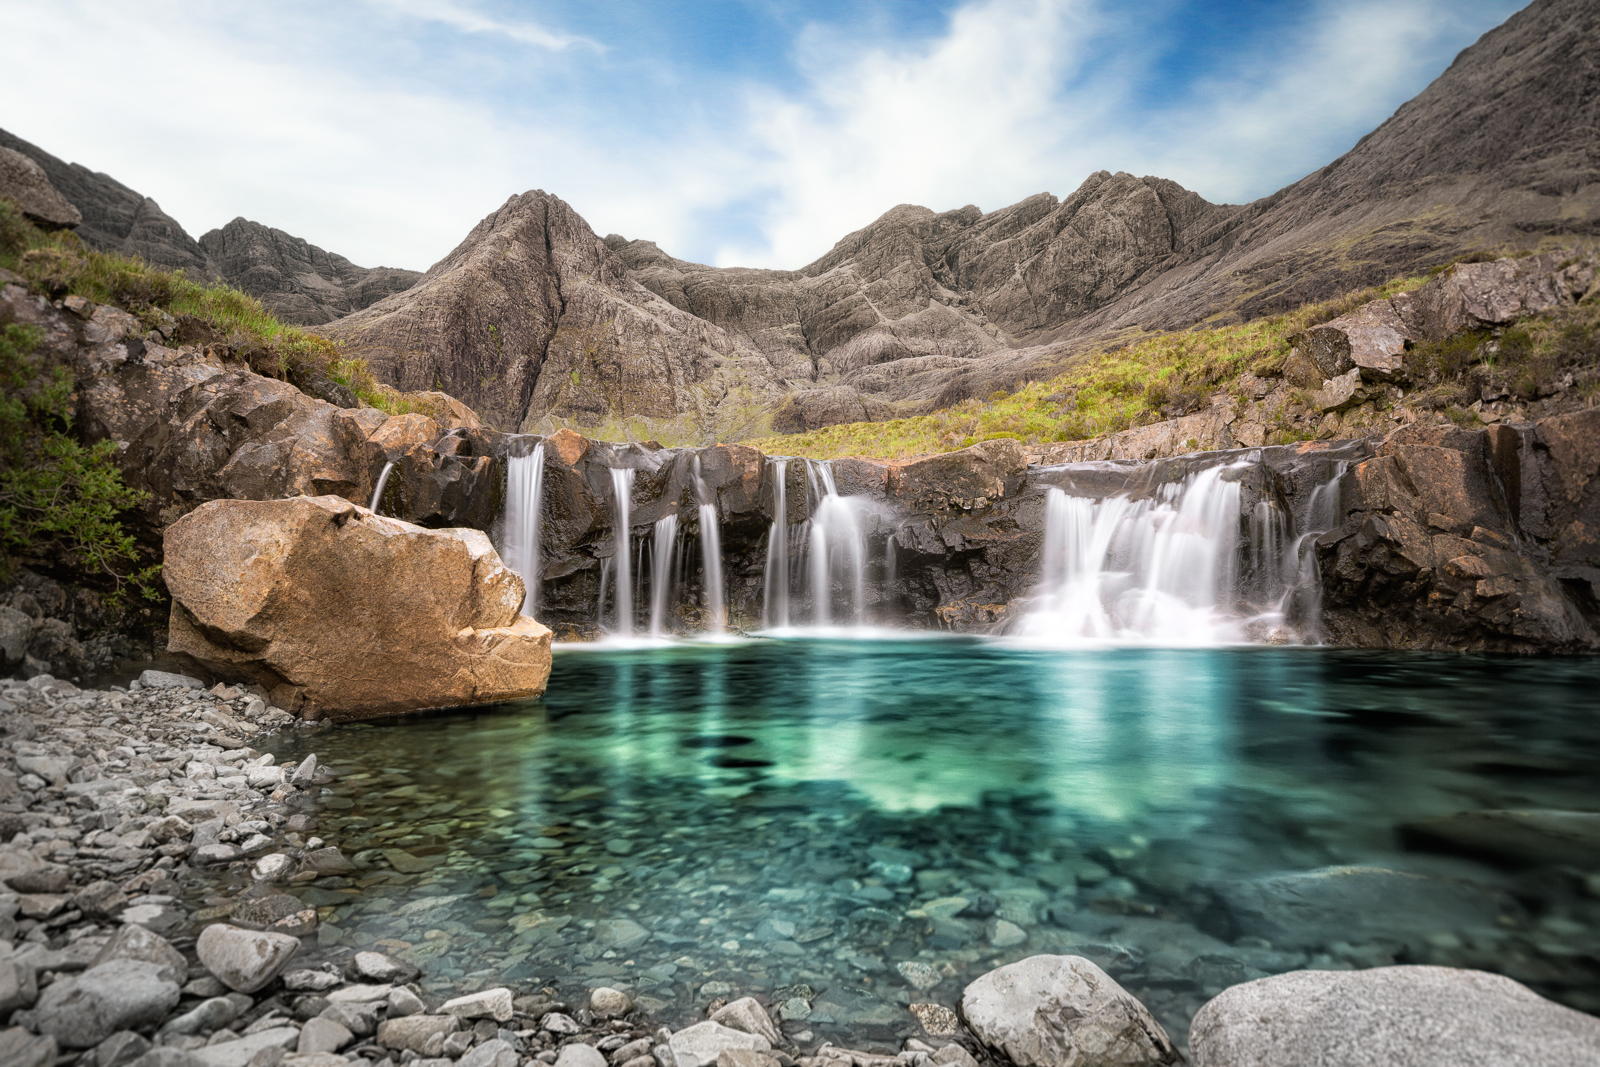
<box><xmin>163</xmin><ymin>496</ymin><xmax>552</xmax><ymax>719</ymax></box>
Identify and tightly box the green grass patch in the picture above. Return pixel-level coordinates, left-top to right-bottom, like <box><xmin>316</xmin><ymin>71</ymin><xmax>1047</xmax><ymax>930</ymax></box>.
<box><xmin>742</xmin><ymin>274</ymin><xmax>1430</xmax><ymax>460</ymax></box>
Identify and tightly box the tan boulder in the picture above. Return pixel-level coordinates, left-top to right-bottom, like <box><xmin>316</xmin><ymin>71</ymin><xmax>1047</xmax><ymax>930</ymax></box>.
<box><xmin>164</xmin><ymin>496</ymin><xmax>551</xmax><ymax>719</ymax></box>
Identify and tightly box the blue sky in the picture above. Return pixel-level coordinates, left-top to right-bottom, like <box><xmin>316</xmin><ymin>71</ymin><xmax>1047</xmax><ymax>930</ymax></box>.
<box><xmin>2</xmin><ymin>0</ymin><xmax>1524</xmax><ymax>271</ymax></box>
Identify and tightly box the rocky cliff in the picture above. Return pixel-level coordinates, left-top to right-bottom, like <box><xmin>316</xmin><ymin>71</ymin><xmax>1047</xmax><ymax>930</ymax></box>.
<box><xmin>321</xmin><ymin>0</ymin><xmax>1597</xmax><ymax>434</ymax></box>
<box><xmin>196</xmin><ymin>218</ymin><xmax>420</xmax><ymax>325</ymax></box>
<box><xmin>0</xmin><ymin>129</ymin><xmax>418</xmax><ymax>325</ymax></box>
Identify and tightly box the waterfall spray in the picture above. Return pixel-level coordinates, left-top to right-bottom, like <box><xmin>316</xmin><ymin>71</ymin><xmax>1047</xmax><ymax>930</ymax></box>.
<box><xmin>648</xmin><ymin>514</ymin><xmax>681</xmax><ymax>638</ymax></box>
<box><xmin>369</xmin><ymin>461</ymin><xmax>396</xmax><ymax>515</ymax></box>
<box><xmin>499</xmin><ymin>442</ymin><xmax>546</xmax><ymax>615</ymax></box>
<box><xmin>609</xmin><ymin>467</ymin><xmax>636</xmax><ymax>636</ymax></box>
<box><xmin>693</xmin><ymin>458</ymin><xmax>726</xmax><ymax>635</ymax></box>
<box><xmin>805</xmin><ymin>461</ymin><xmax>869</xmax><ymax>627</ymax></box>
<box><xmin>763</xmin><ymin>458</ymin><xmax>791</xmax><ymax>629</ymax></box>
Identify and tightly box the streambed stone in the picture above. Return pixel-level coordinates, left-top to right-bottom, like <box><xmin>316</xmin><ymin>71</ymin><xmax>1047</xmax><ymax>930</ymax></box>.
<box><xmin>669</xmin><ymin>1021</ymin><xmax>772</xmax><ymax>1067</ymax></box>
<box><xmin>1189</xmin><ymin>966</ymin><xmax>1600</xmax><ymax>1066</ymax></box>
<box><xmin>33</xmin><ymin>959</ymin><xmax>181</xmax><ymax>1048</ymax></box>
<box><xmin>961</xmin><ymin>954</ymin><xmax>1178</xmax><ymax>1067</ymax></box>
<box><xmin>196</xmin><ymin>923</ymin><xmax>300</xmax><ymax>993</ymax></box>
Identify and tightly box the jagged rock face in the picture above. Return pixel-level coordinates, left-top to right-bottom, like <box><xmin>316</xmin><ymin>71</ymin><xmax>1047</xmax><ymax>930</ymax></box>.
<box><xmin>0</xmin><ymin>278</ymin><xmax>499</xmax><ymax>534</ymax></box>
<box><xmin>0</xmin><ymin>128</ymin><xmax>418</xmax><ymax>322</ymax></box>
<box><xmin>0</xmin><ymin>147</ymin><xmax>81</xmax><ymax>229</ymax></box>
<box><xmin>318</xmin><ymin>192</ymin><xmax>783</xmax><ymax>433</ymax></box>
<box><xmin>0</xmin><ymin>128</ymin><xmax>210</xmax><ymax>274</ymax></box>
<box><xmin>197</xmin><ymin>219</ymin><xmax>420</xmax><ymax>326</ymax></box>
<box><xmin>1317</xmin><ymin>412</ymin><xmax>1600</xmax><ymax>652</ymax></box>
<box><xmin>164</xmin><ymin>495</ymin><xmax>552</xmax><ymax>719</ymax></box>
<box><xmin>325</xmin><ymin>0</ymin><xmax>1596</xmax><ymax>434</ymax></box>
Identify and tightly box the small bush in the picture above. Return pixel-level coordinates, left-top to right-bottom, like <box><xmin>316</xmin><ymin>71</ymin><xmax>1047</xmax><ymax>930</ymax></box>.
<box><xmin>0</xmin><ymin>323</ymin><xmax>159</xmax><ymax>605</ymax></box>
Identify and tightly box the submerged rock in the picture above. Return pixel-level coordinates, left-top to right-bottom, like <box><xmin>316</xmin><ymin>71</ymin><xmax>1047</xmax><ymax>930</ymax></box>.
<box><xmin>1189</xmin><ymin>966</ymin><xmax>1600</xmax><ymax>1066</ymax></box>
<box><xmin>163</xmin><ymin>495</ymin><xmax>553</xmax><ymax>719</ymax></box>
<box><xmin>1400</xmin><ymin>809</ymin><xmax>1600</xmax><ymax>868</ymax></box>
<box><xmin>960</xmin><ymin>954</ymin><xmax>1179</xmax><ymax>1067</ymax></box>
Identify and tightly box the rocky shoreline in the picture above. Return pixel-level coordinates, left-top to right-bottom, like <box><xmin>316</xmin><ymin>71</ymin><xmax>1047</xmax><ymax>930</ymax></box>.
<box><xmin>5</xmin><ymin>673</ymin><xmax>1600</xmax><ymax>1067</ymax></box>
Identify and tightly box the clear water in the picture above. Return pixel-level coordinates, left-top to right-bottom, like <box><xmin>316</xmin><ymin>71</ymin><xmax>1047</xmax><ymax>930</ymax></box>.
<box><xmin>262</xmin><ymin>641</ymin><xmax>1600</xmax><ymax>1046</ymax></box>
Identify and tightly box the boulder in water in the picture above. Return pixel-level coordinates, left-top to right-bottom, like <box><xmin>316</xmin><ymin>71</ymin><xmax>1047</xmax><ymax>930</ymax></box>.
<box><xmin>1189</xmin><ymin>965</ymin><xmax>1600</xmax><ymax>1066</ymax></box>
<box><xmin>164</xmin><ymin>495</ymin><xmax>552</xmax><ymax>719</ymax></box>
<box><xmin>960</xmin><ymin>954</ymin><xmax>1179</xmax><ymax>1067</ymax></box>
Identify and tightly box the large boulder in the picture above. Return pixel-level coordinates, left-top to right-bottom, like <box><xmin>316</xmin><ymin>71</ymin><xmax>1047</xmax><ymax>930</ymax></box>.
<box><xmin>164</xmin><ymin>496</ymin><xmax>552</xmax><ymax>718</ymax></box>
<box><xmin>1189</xmin><ymin>966</ymin><xmax>1600</xmax><ymax>1067</ymax></box>
<box><xmin>960</xmin><ymin>955</ymin><xmax>1179</xmax><ymax>1067</ymax></box>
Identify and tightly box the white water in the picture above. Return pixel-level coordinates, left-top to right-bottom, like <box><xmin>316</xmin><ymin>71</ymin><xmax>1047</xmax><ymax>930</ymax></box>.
<box><xmin>609</xmin><ymin>467</ymin><xmax>636</xmax><ymax>637</ymax></box>
<box><xmin>762</xmin><ymin>458</ymin><xmax>791</xmax><ymax>629</ymax></box>
<box><xmin>648</xmin><ymin>514</ymin><xmax>680</xmax><ymax>639</ymax></box>
<box><xmin>369</xmin><ymin>461</ymin><xmax>396</xmax><ymax>515</ymax></box>
<box><xmin>694</xmin><ymin>459</ymin><xmax>727</xmax><ymax>635</ymax></box>
<box><xmin>1020</xmin><ymin>458</ymin><xmax>1349</xmax><ymax>645</ymax></box>
<box><xmin>804</xmin><ymin>461</ymin><xmax>870</xmax><ymax>627</ymax></box>
<box><xmin>1020</xmin><ymin>463</ymin><xmax>1249</xmax><ymax>644</ymax></box>
<box><xmin>499</xmin><ymin>443</ymin><xmax>546</xmax><ymax>615</ymax></box>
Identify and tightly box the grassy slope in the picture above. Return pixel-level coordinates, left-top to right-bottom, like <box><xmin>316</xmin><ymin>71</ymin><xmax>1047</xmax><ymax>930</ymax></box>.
<box><xmin>0</xmin><ymin>198</ymin><xmax>440</xmax><ymax>418</ymax></box>
<box><xmin>740</xmin><ymin>276</ymin><xmax>1434</xmax><ymax>461</ymax></box>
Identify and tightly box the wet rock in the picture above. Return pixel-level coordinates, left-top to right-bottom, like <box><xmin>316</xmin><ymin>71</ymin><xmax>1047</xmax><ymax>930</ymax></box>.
<box><xmin>961</xmin><ymin>954</ymin><xmax>1178</xmax><ymax>1067</ymax></box>
<box><xmin>190</xmin><ymin>1025</ymin><xmax>298</xmax><ymax>1067</ymax></box>
<box><xmin>556</xmin><ymin>1043</ymin><xmax>609</xmax><ymax>1067</ymax></box>
<box><xmin>34</xmin><ymin>959</ymin><xmax>182</xmax><ymax>1048</ymax></box>
<box><xmin>0</xmin><ymin>1027</ymin><xmax>57</xmax><ymax>1067</ymax></box>
<box><xmin>377</xmin><ymin>1014</ymin><xmax>460</xmax><ymax>1053</ymax></box>
<box><xmin>352</xmin><ymin>949</ymin><xmax>419</xmax><ymax>983</ymax></box>
<box><xmin>1201</xmin><ymin>866</ymin><xmax>1514</xmax><ymax>949</ymax></box>
<box><xmin>1190</xmin><ymin>966</ymin><xmax>1600</xmax><ymax>1066</ymax></box>
<box><xmin>442</xmin><ymin>987</ymin><xmax>515</xmax><ymax>1022</ymax></box>
<box><xmin>196</xmin><ymin>923</ymin><xmax>301</xmax><ymax>993</ymax></box>
<box><xmin>251</xmin><ymin>853</ymin><xmax>295</xmax><ymax>883</ymax></box>
<box><xmin>907</xmin><ymin>1004</ymin><xmax>960</xmax><ymax>1037</ymax></box>
<box><xmin>589</xmin><ymin>986</ymin><xmax>634</xmax><ymax>1018</ymax></box>
<box><xmin>593</xmin><ymin>918</ymin><xmax>650</xmax><ymax>950</ymax></box>
<box><xmin>668</xmin><ymin>1021</ymin><xmax>773</xmax><ymax>1067</ymax></box>
<box><xmin>710</xmin><ymin>997</ymin><xmax>781</xmax><ymax>1045</ymax></box>
<box><xmin>1399</xmin><ymin>809</ymin><xmax>1600</xmax><ymax>868</ymax></box>
<box><xmin>164</xmin><ymin>496</ymin><xmax>553</xmax><ymax>719</ymax></box>
<box><xmin>297</xmin><ymin>1016</ymin><xmax>354</xmax><ymax>1054</ymax></box>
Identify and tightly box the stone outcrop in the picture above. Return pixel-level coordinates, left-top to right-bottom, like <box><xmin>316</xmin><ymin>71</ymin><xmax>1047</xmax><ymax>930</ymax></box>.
<box><xmin>0</xmin><ymin>147</ymin><xmax>80</xmax><ymax>229</ymax></box>
<box><xmin>163</xmin><ymin>496</ymin><xmax>552</xmax><ymax>719</ymax></box>
<box><xmin>1189</xmin><ymin>966</ymin><xmax>1600</xmax><ymax>1067</ymax></box>
<box><xmin>0</xmin><ymin>128</ymin><xmax>419</xmax><ymax>321</ymax></box>
<box><xmin>198</xmin><ymin>218</ymin><xmax>421</xmax><ymax>325</ymax></box>
<box><xmin>1317</xmin><ymin>410</ymin><xmax>1600</xmax><ymax>652</ymax></box>
<box><xmin>321</xmin><ymin>0</ymin><xmax>1598</xmax><ymax>434</ymax></box>
<box><xmin>960</xmin><ymin>954</ymin><xmax>1179</xmax><ymax>1067</ymax></box>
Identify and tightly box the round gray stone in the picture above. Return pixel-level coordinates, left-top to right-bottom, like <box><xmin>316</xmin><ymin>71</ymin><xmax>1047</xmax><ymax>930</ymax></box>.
<box><xmin>1190</xmin><ymin>965</ymin><xmax>1600</xmax><ymax>1067</ymax></box>
<box><xmin>34</xmin><ymin>959</ymin><xmax>181</xmax><ymax>1048</ymax></box>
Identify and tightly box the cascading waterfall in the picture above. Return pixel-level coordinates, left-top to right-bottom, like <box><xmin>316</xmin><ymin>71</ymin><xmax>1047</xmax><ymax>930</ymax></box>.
<box><xmin>804</xmin><ymin>460</ymin><xmax>869</xmax><ymax>627</ymax></box>
<box><xmin>499</xmin><ymin>442</ymin><xmax>546</xmax><ymax>615</ymax></box>
<box><xmin>369</xmin><ymin>461</ymin><xmax>396</xmax><ymax>514</ymax></box>
<box><xmin>693</xmin><ymin>458</ymin><xmax>726</xmax><ymax>635</ymax></box>
<box><xmin>762</xmin><ymin>458</ymin><xmax>791</xmax><ymax>629</ymax></box>
<box><xmin>608</xmin><ymin>467</ymin><xmax>636</xmax><ymax>637</ymax></box>
<box><xmin>648</xmin><ymin>514</ymin><xmax>681</xmax><ymax>639</ymax></box>
<box><xmin>1021</xmin><ymin>457</ymin><xmax>1348</xmax><ymax>645</ymax></box>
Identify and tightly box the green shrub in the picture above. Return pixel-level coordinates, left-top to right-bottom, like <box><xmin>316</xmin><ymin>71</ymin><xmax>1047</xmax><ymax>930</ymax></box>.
<box><xmin>0</xmin><ymin>323</ymin><xmax>158</xmax><ymax>605</ymax></box>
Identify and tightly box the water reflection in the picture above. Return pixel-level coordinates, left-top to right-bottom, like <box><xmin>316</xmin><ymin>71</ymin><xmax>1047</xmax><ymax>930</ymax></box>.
<box><xmin>251</xmin><ymin>642</ymin><xmax>1600</xmax><ymax>1048</ymax></box>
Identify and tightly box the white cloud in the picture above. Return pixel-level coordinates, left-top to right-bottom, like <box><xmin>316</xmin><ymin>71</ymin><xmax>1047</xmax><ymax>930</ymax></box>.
<box><xmin>364</xmin><ymin>0</ymin><xmax>603</xmax><ymax>52</ymax></box>
<box><xmin>0</xmin><ymin>0</ymin><xmax>1521</xmax><ymax>273</ymax></box>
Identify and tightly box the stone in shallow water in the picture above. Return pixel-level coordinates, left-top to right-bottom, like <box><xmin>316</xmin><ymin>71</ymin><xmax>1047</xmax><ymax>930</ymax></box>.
<box><xmin>352</xmin><ymin>950</ymin><xmax>419</xmax><ymax>983</ymax></box>
<box><xmin>33</xmin><ymin>959</ymin><xmax>181</xmax><ymax>1048</ymax></box>
<box><xmin>961</xmin><ymin>954</ymin><xmax>1178</xmax><ymax>1067</ymax></box>
<box><xmin>710</xmin><ymin>998</ymin><xmax>781</xmax><ymax>1045</ymax></box>
<box><xmin>588</xmin><ymin>986</ymin><xmax>633</xmax><ymax>1018</ymax></box>
<box><xmin>668</xmin><ymin>1021</ymin><xmax>771</xmax><ymax>1067</ymax></box>
<box><xmin>196</xmin><ymin>923</ymin><xmax>300</xmax><ymax>994</ymax></box>
<box><xmin>908</xmin><ymin>1003</ymin><xmax>960</xmax><ymax>1036</ymax></box>
<box><xmin>592</xmin><ymin>918</ymin><xmax>650</xmax><ymax>950</ymax></box>
<box><xmin>1189</xmin><ymin>966</ymin><xmax>1600</xmax><ymax>1067</ymax></box>
<box><xmin>1201</xmin><ymin>866</ymin><xmax>1514</xmax><ymax>949</ymax></box>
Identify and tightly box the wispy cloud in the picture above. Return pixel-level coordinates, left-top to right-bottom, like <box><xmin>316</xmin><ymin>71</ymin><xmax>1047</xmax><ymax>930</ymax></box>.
<box><xmin>364</xmin><ymin>0</ymin><xmax>603</xmax><ymax>52</ymax></box>
<box><xmin>0</xmin><ymin>0</ymin><xmax>1522</xmax><ymax>272</ymax></box>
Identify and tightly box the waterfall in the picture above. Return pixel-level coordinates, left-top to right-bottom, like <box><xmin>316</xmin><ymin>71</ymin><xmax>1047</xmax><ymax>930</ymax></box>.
<box><xmin>805</xmin><ymin>460</ymin><xmax>869</xmax><ymax>627</ymax></box>
<box><xmin>608</xmin><ymin>467</ymin><xmax>636</xmax><ymax>637</ymax></box>
<box><xmin>1022</xmin><ymin>457</ymin><xmax>1349</xmax><ymax>645</ymax></box>
<box><xmin>648</xmin><ymin>514</ymin><xmax>680</xmax><ymax>638</ymax></box>
<box><xmin>763</xmin><ymin>458</ymin><xmax>791</xmax><ymax>629</ymax></box>
<box><xmin>499</xmin><ymin>442</ymin><xmax>546</xmax><ymax>615</ymax></box>
<box><xmin>369</xmin><ymin>461</ymin><xmax>396</xmax><ymax>514</ymax></box>
<box><xmin>693</xmin><ymin>459</ymin><xmax>726</xmax><ymax>635</ymax></box>
<box><xmin>1021</xmin><ymin>463</ymin><xmax>1247</xmax><ymax>644</ymax></box>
